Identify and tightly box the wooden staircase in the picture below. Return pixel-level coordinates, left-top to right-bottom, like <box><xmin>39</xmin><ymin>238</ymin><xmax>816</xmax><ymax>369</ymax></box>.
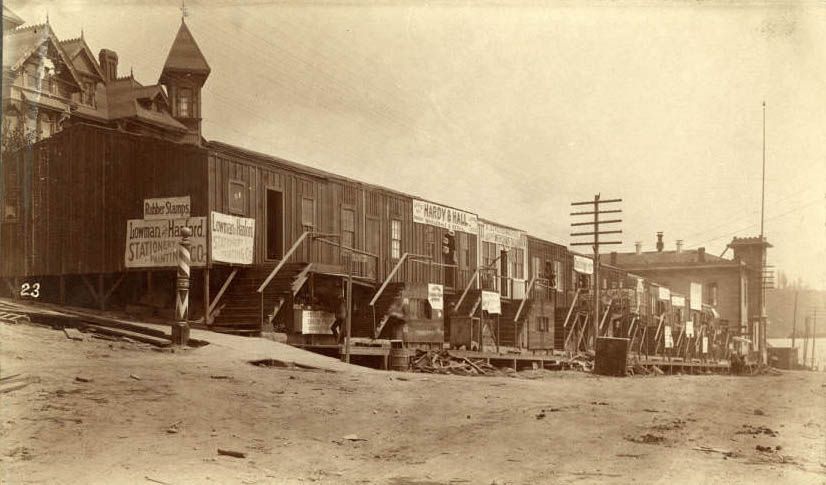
<box><xmin>450</xmin><ymin>289</ymin><xmax>482</xmax><ymax>317</ymax></box>
<box><xmin>498</xmin><ymin>298</ymin><xmax>531</xmax><ymax>347</ymax></box>
<box><xmin>211</xmin><ymin>263</ymin><xmax>311</xmax><ymax>334</ymax></box>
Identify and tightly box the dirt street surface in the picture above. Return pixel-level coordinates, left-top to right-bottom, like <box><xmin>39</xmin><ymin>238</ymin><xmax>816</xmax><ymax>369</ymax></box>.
<box><xmin>1</xmin><ymin>322</ymin><xmax>825</xmax><ymax>485</ymax></box>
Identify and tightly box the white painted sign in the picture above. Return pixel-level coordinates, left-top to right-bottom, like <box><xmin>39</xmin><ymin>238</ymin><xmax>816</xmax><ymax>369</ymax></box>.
<box><xmin>671</xmin><ymin>295</ymin><xmax>686</xmax><ymax>307</ymax></box>
<box><xmin>143</xmin><ymin>196</ymin><xmax>191</xmax><ymax>220</ymax></box>
<box><xmin>702</xmin><ymin>336</ymin><xmax>709</xmax><ymax>354</ymax></box>
<box><xmin>210</xmin><ymin>211</ymin><xmax>255</xmax><ymax>265</ymax></box>
<box><xmin>125</xmin><ymin>217</ymin><xmax>207</xmax><ymax>268</ymax></box>
<box><xmin>480</xmin><ymin>221</ymin><xmax>526</xmax><ymax>249</ymax></box>
<box><xmin>481</xmin><ymin>291</ymin><xmax>501</xmax><ymax>315</ymax></box>
<box><xmin>686</xmin><ymin>320</ymin><xmax>695</xmax><ymax>338</ymax></box>
<box><xmin>294</xmin><ymin>309</ymin><xmax>335</xmax><ymax>335</ymax></box>
<box><xmin>658</xmin><ymin>286</ymin><xmax>671</xmax><ymax>301</ymax></box>
<box><xmin>690</xmin><ymin>282</ymin><xmax>702</xmax><ymax>311</ymax></box>
<box><xmin>573</xmin><ymin>255</ymin><xmax>594</xmax><ymax>275</ymax></box>
<box><xmin>664</xmin><ymin>325</ymin><xmax>674</xmax><ymax>349</ymax></box>
<box><xmin>427</xmin><ymin>284</ymin><xmax>444</xmax><ymax>311</ymax></box>
<box><xmin>412</xmin><ymin>199</ymin><xmax>478</xmax><ymax>234</ymax></box>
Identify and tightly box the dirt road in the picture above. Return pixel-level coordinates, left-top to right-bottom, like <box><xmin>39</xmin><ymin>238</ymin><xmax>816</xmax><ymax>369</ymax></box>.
<box><xmin>1</xmin><ymin>322</ymin><xmax>824</xmax><ymax>484</ymax></box>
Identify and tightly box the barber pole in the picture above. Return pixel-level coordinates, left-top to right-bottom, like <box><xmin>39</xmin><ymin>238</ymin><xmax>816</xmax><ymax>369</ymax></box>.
<box><xmin>172</xmin><ymin>227</ymin><xmax>193</xmax><ymax>346</ymax></box>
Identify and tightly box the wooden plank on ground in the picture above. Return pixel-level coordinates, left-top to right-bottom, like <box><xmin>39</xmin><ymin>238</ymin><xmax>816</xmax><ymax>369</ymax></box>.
<box><xmin>83</xmin><ymin>323</ymin><xmax>171</xmax><ymax>347</ymax></box>
<box><xmin>63</xmin><ymin>328</ymin><xmax>85</xmax><ymax>340</ymax></box>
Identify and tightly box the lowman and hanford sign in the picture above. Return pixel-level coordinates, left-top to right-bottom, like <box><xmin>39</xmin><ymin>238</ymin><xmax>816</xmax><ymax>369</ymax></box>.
<box><xmin>125</xmin><ymin>196</ymin><xmax>255</xmax><ymax>268</ymax></box>
<box><xmin>573</xmin><ymin>255</ymin><xmax>594</xmax><ymax>275</ymax></box>
<box><xmin>480</xmin><ymin>221</ymin><xmax>526</xmax><ymax>249</ymax></box>
<box><xmin>413</xmin><ymin>199</ymin><xmax>478</xmax><ymax>234</ymax></box>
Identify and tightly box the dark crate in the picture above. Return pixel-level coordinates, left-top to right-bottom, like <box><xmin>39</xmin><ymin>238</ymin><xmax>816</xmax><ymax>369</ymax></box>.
<box><xmin>594</xmin><ymin>337</ymin><xmax>630</xmax><ymax>377</ymax></box>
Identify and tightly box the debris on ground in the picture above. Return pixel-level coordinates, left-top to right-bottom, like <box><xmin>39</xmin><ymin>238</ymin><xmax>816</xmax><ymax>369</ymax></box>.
<box><xmin>217</xmin><ymin>448</ymin><xmax>247</xmax><ymax>458</ymax></box>
<box><xmin>342</xmin><ymin>434</ymin><xmax>367</xmax><ymax>442</ymax></box>
<box><xmin>411</xmin><ymin>350</ymin><xmax>500</xmax><ymax>376</ymax></box>
<box><xmin>737</xmin><ymin>424</ymin><xmax>778</xmax><ymax>437</ymax></box>
<box><xmin>130</xmin><ymin>374</ymin><xmax>141</xmax><ymax>381</ymax></box>
<box><xmin>569</xmin><ymin>353</ymin><xmax>593</xmax><ymax>372</ymax></box>
<box><xmin>75</xmin><ymin>376</ymin><xmax>92</xmax><ymax>383</ymax></box>
<box><xmin>166</xmin><ymin>421</ymin><xmax>182</xmax><ymax>434</ymax></box>
<box><xmin>63</xmin><ymin>328</ymin><xmax>86</xmax><ymax>340</ymax></box>
<box><xmin>693</xmin><ymin>446</ymin><xmax>737</xmax><ymax>458</ymax></box>
<box><xmin>625</xmin><ymin>433</ymin><xmax>666</xmax><ymax>444</ymax></box>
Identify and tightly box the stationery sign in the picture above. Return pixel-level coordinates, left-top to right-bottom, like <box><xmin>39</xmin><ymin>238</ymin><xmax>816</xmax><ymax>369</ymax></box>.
<box><xmin>702</xmin><ymin>336</ymin><xmax>709</xmax><ymax>354</ymax></box>
<box><xmin>664</xmin><ymin>326</ymin><xmax>674</xmax><ymax>349</ymax></box>
<box><xmin>427</xmin><ymin>284</ymin><xmax>444</xmax><ymax>311</ymax></box>
<box><xmin>573</xmin><ymin>255</ymin><xmax>594</xmax><ymax>275</ymax></box>
<box><xmin>658</xmin><ymin>286</ymin><xmax>671</xmax><ymax>301</ymax></box>
<box><xmin>671</xmin><ymin>295</ymin><xmax>686</xmax><ymax>307</ymax></box>
<box><xmin>294</xmin><ymin>309</ymin><xmax>335</xmax><ymax>334</ymax></box>
<box><xmin>686</xmin><ymin>320</ymin><xmax>695</xmax><ymax>338</ymax></box>
<box><xmin>143</xmin><ymin>196</ymin><xmax>191</xmax><ymax>220</ymax></box>
<box><xmin>125</xmin><ymin>217</ymin><xmax>207</xmax><ymax>268</ymax></box>
<box><xmin>481</xmin><ymin>291</ymin><xmax>501</xmax><ymax>315</ymax></box>
<box><xmin>210</xmin><ymin>211</ymin><xmax>255</xmax><ymax>265</ymax></box>
<box><xmin>412</xmin><ymin>199</ymin><xmax>478</xmax><ymax>234</ymax></box>
<box><xmin>690</xmin><ymin>282</ymin><xmax>702</xmax><ymax>311</ymax></box>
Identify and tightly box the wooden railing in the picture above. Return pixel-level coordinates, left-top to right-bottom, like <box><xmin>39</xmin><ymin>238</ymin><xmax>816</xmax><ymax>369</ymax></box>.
<box><xmin>513</xmin><ymin>276</ymin><xmax>537</xmax><ymax>322</ymax></box>
<box><xmin>453</xmin><ymin>268</ymin><xmax>480</xmax><ymax>313</ymax></box>
<box><xmin>257</xmin><ymin>231</ymin><xmax>311</xmax><ymax>328</ymax></box>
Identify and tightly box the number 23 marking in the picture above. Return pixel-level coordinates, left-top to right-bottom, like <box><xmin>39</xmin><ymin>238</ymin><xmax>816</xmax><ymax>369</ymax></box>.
<box><xmin>20</xmin><ymin>282</ymin><xmax>40</xmax><ymax>298</ymax></box>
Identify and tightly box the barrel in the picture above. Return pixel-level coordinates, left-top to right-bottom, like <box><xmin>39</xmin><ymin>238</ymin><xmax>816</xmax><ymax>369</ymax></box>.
<box><xmin>389</xmin><ymin>348</ymin><xmax>410</xmax><ymax>372</ymax></box>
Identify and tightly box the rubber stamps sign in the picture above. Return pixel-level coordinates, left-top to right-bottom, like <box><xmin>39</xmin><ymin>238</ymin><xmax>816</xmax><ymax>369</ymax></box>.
<box><xmin>125</xmin><ymin>217</ymin><xmax>207</xmax><ymax>268</ymax></box>
<box><xmin>210</xmin><ymin>211</ymin><xmax>255</xmax><ymax>265</ymax></box>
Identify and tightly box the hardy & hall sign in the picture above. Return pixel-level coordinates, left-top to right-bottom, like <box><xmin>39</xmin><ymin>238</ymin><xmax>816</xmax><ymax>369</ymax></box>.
<box><xmin>413</xmin><ymin>199</ymin><xmax>478</xmax><ymax>234</ymax></box>
<box><xmin>125</xmin><ymin>217</ymin><xmax>207</xmax><ymax>268</ymax></box>
<box><xmin>211</xmin><ymin>211</ymin><xmax>255</xmax><ymax>265</ymax></box>
<box><xmin>143</xmin><ymin>196</ymin><xmax>191</xmax><ymax>220</ymax></box>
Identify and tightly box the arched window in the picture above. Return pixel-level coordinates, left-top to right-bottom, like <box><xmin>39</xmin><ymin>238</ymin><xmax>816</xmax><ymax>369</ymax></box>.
<box><xmin>178</xmin><ymin>88</ymin><xmax>192</xmax><ymax>117</ymax></box>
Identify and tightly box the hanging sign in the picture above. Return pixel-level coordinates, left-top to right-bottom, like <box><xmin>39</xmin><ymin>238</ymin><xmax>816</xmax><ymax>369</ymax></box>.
<box><xmin>686</xmin><ymin>320</ymin><xmax>695</xmax><ymax>338</ymax></box>
<box><xmin>702</xmin><ymin>336</ymin><xmax>709</xmax><ymax>354</ymax></box>
<box><xmin>481</xmin><ymin>291</ymin><xmax>501</xmax><ymax>315</ymax></box>
<box><xmin>658</xmin><ymin>286</ymin><xmax>671</xmax><ymax>301</ymax></box>
<box><xmin>573</xmin><ymin>255</ymin><xmax>593</xmax><ymax>275</ymax></box>
<box><xmin>412</xmin><ymin>199</ymin><xmax>478</xmax><ymax>234</ymax></box>
<box><xmin>125</xmin><ymin>217</ymin><xmax>207</xmax><ymax>268</ymax></box>
<box><xmin>210</xmin><ymin>211</ymin><xmax>255</xmax><ymax>265</ymax></box>
<box><xmin>664</xmin><ymin>325</ymin><xmax>674</xmax><ymax>349</ymax></box>
<box><xmin>690</xmin><ymin>282</ymin><xmax>702</xmax><ymax>311</ymax></box>
<box><xmin>143</xmin><ymin>196</ymin><xmax>191</xmax><ymax>220</ymax></box>
<box><xmin>294</xmin><ymin>309</ymin><xmax>335</xmax><ymax>335</ymax></box>
<box><xmin>427</xmin><ymin>284</ymin><xmax>444</xmax><ymax>311</ymax></box>
<box><xmin>480</xmin><ymin>221</ymin><xmax>526</xmax><ymax>249</ymax></box>
<box><xmin>671</xmin><ymin>295</ymin><xmax>686</xmax><ymax>307</ymax></box>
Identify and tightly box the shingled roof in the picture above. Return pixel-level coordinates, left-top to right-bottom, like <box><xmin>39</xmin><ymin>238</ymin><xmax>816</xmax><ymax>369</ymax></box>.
<box><xmin>161</xmin><ymin>20</ymin><xmax>210</xmax><ymax>75</ymax></box>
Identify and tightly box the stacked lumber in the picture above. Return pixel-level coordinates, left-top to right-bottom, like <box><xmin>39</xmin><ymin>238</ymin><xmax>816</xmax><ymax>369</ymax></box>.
<box><xmin>411</xmin><ymin>350</ymin><xmax>499</xmax><ymax>376</ymax></box>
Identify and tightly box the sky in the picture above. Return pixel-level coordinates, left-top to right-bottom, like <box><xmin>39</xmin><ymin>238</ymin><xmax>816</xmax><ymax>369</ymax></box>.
<box><xmin>8</xmin><ymin>0</ymin><xmax>826</xmax><ymax>288</ymax></box>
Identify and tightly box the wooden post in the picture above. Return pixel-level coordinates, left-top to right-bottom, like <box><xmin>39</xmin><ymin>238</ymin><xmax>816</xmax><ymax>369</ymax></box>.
<box><xmin>98</xmin><ymin>274</ymin><xmax>105</xmax><ymax>310</ymax></box>
<box><xmin>344</xmin><ymin>267</ymin><xmax>353</xmax><ymax>363</ymax></box>
<box><xmin>203</xmin><ymin>268</ymin><xmax>210</xmax><ymax>326</ymax></box>
<box><xmin>59</xmin><ymin>275</ymin><xmax>66</xmax><ymax>305</ymax></box>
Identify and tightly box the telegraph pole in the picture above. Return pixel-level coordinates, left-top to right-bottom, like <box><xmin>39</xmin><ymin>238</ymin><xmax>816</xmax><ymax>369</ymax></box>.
<box><xmin>791</xmin><ymin>290</ymin><xmax>798</xmax><ymax>350</ymax></box>
<box><xmin>571</xmin><ymin>194</ymin><xmax>622</xmax><ymax>347</ymax></box>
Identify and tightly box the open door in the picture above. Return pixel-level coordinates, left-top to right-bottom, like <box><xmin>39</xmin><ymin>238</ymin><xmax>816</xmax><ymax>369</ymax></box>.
<box><xmin>500</xmin><ymin>250</ymin><xmax>508</xmax><ymax>298</ymax></box>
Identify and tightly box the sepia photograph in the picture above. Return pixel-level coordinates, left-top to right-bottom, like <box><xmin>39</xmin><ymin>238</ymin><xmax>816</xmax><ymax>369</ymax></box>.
<box><xmin>1</xmin><ymin>0</ymin><xmax>825</xmax><ymax>483</ymax></box>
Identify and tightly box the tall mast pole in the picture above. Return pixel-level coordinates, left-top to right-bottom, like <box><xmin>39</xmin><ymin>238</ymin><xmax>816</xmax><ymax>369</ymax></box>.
<box><xmin>761</xmin><ymin>101</ymin><xmax>766</xmax><ymax>237</ymax></box>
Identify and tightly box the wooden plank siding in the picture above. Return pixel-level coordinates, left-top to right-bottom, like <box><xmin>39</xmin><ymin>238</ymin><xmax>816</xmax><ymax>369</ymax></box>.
<box><xmin>1</xmin><ymin>123</ymin><xmax>209</xmax><ymax>277</ymax></box>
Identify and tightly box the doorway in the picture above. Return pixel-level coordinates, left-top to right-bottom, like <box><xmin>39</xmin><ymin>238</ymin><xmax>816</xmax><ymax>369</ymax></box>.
<box><xmin>266</xmin><ymin>189</ymin><xmax>284</xmax><ymax>260</ymax></box>
<box><xmin>500</xmin><ymin>250</ymin><xmax>509</xmax><ymax>298</ymax></box>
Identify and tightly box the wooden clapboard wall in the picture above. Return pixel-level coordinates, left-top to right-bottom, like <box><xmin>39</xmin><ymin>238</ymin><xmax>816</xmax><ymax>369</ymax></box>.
<box><xmin>0</xmin><ymin>123</ymin><xmax>209</xmax><ymax>278</ymax></box>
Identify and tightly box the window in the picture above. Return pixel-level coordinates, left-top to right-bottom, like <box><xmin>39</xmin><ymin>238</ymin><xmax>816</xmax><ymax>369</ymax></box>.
<box><xmin>342</xmin><ymin>208</ymin><xmax>355</xmax><ymax>248</ymax></box>
<box><xmin>39</xmin><ymin>113</ymin><xmax>53</xmax><ymax>138</ymax></box>
<box><xmin>228</xmin><ymin>180</ymin><xmax>247</xmax><ymax>215</ymax></box>
<box><xmin>390</xmin><ymin>219</ymin><xmax>401</xmax><ymax>259</ymax></box>
<box><xmin>459</xmin><ymin>232</ymin><xmax>469</xmax><ymax>267</ymax></box>
<box><xmin>83</xmin><ymin>81</ymin><xmax>95</xmax><ymax>106</ymax></box>
<box><xmin>532</xmin><ymin>257</ymin><xmax>541</xmax><ymax>280</ymax></box>
<box><xmin>425</xmin><ymin>226</ymin><xmax>435</xmax><ymax>257</ymax></box>
<box><xmin>512</xmin><ymin>248</ymin><xmax>524</xmax><ymax>279</ymax></box>
<box><xmin>301</xmin><ymin>198</ymin><xmax>315</xmax><ymax>231</ymax></box>
<box><xmin>707</xmin><ymin>283</ymin><xmax>718</xmax><ymax>306</ymax></box>
<box><xmin>538</xmin><ymin>316</ymin><xmax>550</xmax><ymax>332</ymax></box>
<box><xmin>2</xmin><ymin>158</ymin><xmax>20</xmax><ymax>221</ymax></box>
<box><xmin>554</xmin><ymin>260</ymin><xmax>564</xmax><ymax>293</ymax></box>
<box><xmin>179</xmin><ymin>88</ymin><xmax>192</xmax><ymax>117</ymax></box>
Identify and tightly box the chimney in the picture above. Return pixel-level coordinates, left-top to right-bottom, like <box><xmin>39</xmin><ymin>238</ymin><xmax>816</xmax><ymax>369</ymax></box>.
<box><xmin>635</xmin><ymin>241</ymin><xmax>642</xmax><ymax>255</ymax></box>
<box><xmin>610</xmin><ymin>251</ymin><xmax>617</xmax><ymax>265</ymax></box>
<box><xmin>676</xmin><ymin>240</ymin><xmax>683</xmax><ymax>253</ymax></box>
<box><xmin>656</xmin><ymin>232</ymin><xmax>664</xmax><ymax>252</ymax></box>
<box><xmin>99</xmin><ymin>49</ymin><xmax>118</xmax><ymax>82</ymax></box>
<box><xmin>698</xmin><ymin>247</ymin><xmax>706</xmax><ymax>262</ymax></box>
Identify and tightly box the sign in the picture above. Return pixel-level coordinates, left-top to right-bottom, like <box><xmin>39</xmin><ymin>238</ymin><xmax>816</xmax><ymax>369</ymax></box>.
<box><xmin>480</xmin><ymin>221</ymin><xmax>526</xmax><ymax>249</ymax></box>
<box><xmin>664</xmin><ymin>325</ymin><xmax>674</xmax><ymax>349</ymax></box>
<box><xmin>690</xmin><ymin>282</ymin><xmax>702</xmax><ymax>311</ymax></box>
<box><xmin>210</xmin><ymin>211</ymin><xmax>255</xmax><ymax>265</ymax></box>
<box><xmin>686</xmin><ymin>320</ymin><xmax>695</xmax><ymax>338</ymax></box>
<box><xmin>294</xmin><ymin>309</ymin><xmax>335</xmax><ymax>334</ymax></box>
<box><xmin>481</xmin><ymin>291</ymin><xmax>501</xmax><ymax>315</ymax></box>
<box><xmin>143</xmin><ymin>196</ymin><xmax>191</xmax><ymax>220</ymax></box>
<box><xmin>125</xmin><ymin>217</ymin><xmax>207</xmax><ymax>268</ymax></box>
<box><xmin>412</xmin><ymin>199</ymin><xmax>478</xmax><ymax>234</ymax></box>
<box><xmin>702</xmin><ymin>336</ymin><xmax>709</xmax><ymax>354</ymax></box>
<box><xmin>427</xmin><ymin>284</ymin><xmax>444</xmax><ymax>310</ymax></box>
<box><xmin>658</xmin><ymin>286</ymin><xmax>671</xmax><ymax>301</ymax></box>
<box><xmin>573</xmin><ymin>255</ymin><xmax>593</xmax><ymax>275</ymax></box>
<box><xmin>671</xmin><ymin>295</ymin><xmax>686</xmax><ymax>307</ymax></box>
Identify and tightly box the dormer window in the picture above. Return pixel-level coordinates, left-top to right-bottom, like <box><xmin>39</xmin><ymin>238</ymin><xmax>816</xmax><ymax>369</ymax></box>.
<box><xmin>178</xmin><ymin>88</ymin><xmax>191</xmax><ymax>117</ymax></box>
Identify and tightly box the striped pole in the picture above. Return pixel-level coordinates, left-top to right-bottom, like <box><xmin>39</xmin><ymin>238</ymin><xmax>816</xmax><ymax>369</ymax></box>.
<box><xmin>172</xmin><ymin>226</ymin><xmax>193</xmax><ymax>346</ymax></box>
